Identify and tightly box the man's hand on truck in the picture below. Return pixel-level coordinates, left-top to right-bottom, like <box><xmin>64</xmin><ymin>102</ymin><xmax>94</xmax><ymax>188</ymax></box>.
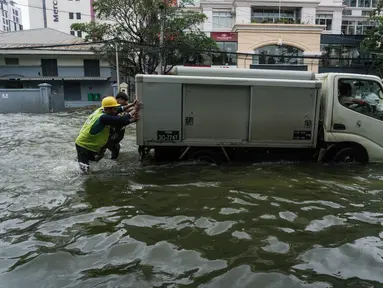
<box><xmin>129</xmin><ymin>109</ymin><xmax>140</xmax><ymax>122</ymax></box>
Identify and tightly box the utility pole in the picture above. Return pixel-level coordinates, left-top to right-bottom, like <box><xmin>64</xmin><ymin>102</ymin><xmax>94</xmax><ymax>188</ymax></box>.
<box><xmin>159</xmin><ymin>2</ymin><xmax>165</xmax><ymax>74</ymax></box>
<box><xmin>115</xmin><ymin>41</ymin><xmax>120</xmax><ymax>92</ymax></box>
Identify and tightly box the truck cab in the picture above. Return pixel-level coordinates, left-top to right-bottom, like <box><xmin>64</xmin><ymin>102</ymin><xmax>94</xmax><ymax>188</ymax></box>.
<box><xmin>318</xmin><ymin>73</ymin><xmax>383</xmax><ymax>163</ymax></box>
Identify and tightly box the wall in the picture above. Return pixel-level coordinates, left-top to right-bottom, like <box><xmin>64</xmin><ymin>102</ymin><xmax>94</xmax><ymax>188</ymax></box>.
<box><xmin>27</xmin><ymin>0</ymin><xmax>45</xmax><ymax>29</ymax></box>
<box><xmin>202</xmin><ymin>8</ymin><xmax>213</xmax><ymax>32</ymax></box>
<box><xmin>235</xmin><ymin>6</ymin><xmax>251</xmax><ymax>24</ymax></box>
<box><xmin>0</xmin><ymin>84</ymin><xmax>65</xmax><ymax>113</ymax></box>
<box><xmin>42</xmin><ymin>0</ymin><xmax>92</xmax><ymax>35</ymax></box>
<box><xmin>301</xmin><ymin>7</ymin><xmax>316</xmax><ymax>24</ymax></box>
<box><xmin>80</xmin><ymin>81</ymin><xmax>113</xmax><ymax>101</ymax></box>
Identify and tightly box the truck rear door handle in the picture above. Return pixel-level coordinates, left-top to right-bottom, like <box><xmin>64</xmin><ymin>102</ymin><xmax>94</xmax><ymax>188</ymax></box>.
<box><xmin>333</xmin><ymin>123</ymin><xmax>346</xmax><ymax>130</ymax></box>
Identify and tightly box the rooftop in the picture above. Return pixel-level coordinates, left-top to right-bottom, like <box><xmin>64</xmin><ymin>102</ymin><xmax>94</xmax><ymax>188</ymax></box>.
<box><xmin>0</xmin><ymin>28</ymin><xmax>99</xmax><ymax>51</ymax></box>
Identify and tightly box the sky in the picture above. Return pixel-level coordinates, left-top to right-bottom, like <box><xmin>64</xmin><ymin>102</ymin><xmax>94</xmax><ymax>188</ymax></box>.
<box><xmin>18</xmin><ymin>0</ymin><xmax>30</xmax><ymax>30</ymax></box>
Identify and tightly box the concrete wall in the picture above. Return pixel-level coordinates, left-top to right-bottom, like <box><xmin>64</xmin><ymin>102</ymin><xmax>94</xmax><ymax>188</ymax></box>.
<box><xmin>0</xmin><ymin>84</ymin><xmax>65</xmax><ymax>114</ymax></box>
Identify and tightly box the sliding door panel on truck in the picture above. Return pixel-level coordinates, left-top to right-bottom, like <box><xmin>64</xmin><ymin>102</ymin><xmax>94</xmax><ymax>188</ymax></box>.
<box><xmin>182</xmin><ymin>84</ymin><xmax>250</xmax><ymax>143</ymax></box>
<box><xmin>250</xmin><ymin>86</ymin><xmax>318</xmax><ymax>146</ymax></box>
<box><xmin>142</xmin><ymin>83</ymin><xmax>183</xmax><ymax>144</ymax></box>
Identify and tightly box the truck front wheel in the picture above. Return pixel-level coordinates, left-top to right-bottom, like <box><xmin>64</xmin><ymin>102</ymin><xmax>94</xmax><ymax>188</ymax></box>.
<box><xmin>332</xmin><ymin>147</ymin><xmax>368</xmax><ymax>164</ymax></box>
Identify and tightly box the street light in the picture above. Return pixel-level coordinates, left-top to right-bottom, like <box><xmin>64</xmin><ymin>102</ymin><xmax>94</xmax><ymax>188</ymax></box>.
<box><xmin>115</xmin><ymin>40</ymin><xmax>120</xmax><ymax>91</ymax></box>
<box><xmin>159</xmin><ymin>1</ymin><xmax>165</xmax><ymax>74</ymax></box>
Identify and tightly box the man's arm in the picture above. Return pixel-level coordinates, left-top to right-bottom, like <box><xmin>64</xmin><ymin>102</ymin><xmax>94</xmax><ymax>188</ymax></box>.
<box><xmin>120</xmin><ymin>100</ymin><xmax>138</xmax><ymax>112</ymax></box>
<box><xmin>99</xmin><ymin>113</ymin><xmax>136</xmax><ymax>126</ymax></box>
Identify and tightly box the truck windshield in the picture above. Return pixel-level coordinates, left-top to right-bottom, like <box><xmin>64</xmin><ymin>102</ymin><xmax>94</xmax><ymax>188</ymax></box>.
<box><xmin>338</xmin><ymin>78</ymin><xmax>383</xmax><ymax>120</ymax></box>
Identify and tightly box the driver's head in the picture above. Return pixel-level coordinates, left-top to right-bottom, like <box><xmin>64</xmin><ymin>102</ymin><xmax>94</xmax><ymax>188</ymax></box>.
<box><xmin>339</xmin><ymin>83</ymin><xmax>352</xmax><ymax>97</ymax></box>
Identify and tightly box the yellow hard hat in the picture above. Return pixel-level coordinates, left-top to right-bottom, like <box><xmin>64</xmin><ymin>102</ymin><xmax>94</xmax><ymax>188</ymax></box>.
<box><xmin>102</xmin><ymin>96</ymin><xmax>120</xmax><ymax>108</ymax></box>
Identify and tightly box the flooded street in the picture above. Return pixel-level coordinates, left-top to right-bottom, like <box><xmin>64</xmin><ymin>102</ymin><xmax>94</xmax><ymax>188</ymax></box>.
<box><xmin>0</xmin><ymin>111</ymin><xmax>383</xmax><ymax>288</ymax></box>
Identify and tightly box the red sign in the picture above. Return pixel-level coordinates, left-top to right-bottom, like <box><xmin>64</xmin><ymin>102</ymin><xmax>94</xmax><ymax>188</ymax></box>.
<box><xmin>166</xmin><ymin>0</ymin><xmax>177</xmax><ymax>6</ymax></box>
<box><xmin>210</xmin><ymin>32</ymin><xmax>237</xmax><ymax>42</ymax></box>
<box><xmin>157</xmin><ymin>32</ymin><xmax>177</xmax><ymax>41</ymax></box>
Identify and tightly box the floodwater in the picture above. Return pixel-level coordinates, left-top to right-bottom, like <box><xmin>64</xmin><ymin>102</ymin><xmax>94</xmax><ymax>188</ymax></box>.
<box><xmin>0</xmin><ymin>111</ymin><xmax>383</xmax><ymax>288</ymax></box>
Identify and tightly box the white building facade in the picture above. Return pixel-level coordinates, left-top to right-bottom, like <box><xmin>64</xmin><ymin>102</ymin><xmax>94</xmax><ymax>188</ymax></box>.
<box><xmin>0</xmin><ymin>0</ymin><xmax>23</xmax><ymax>32</ymax></box>
<box><xmin>27</xmin><ymin>0</ymin><xmax>94</xmax><ymax>37</ymax></box>
<box><xmin>185</xmin><ymin>0</ymin><xmax>377</xmax><ymax>73</ymax></box>
<box><xmin>198</xmin><ymin>0</ymin><xmax>376</xmax><ymax>35</ymax></box>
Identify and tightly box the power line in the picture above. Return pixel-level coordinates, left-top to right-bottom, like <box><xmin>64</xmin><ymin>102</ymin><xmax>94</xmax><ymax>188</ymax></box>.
<box><xmin>9</xmin><ymin>0</ymin><xmax>375</xmax><ymax>45</ymax></box>
<box><xmin>0</xmin><ymin>39</ymin><xmax>378</xmax><ymax>62</ymax></box>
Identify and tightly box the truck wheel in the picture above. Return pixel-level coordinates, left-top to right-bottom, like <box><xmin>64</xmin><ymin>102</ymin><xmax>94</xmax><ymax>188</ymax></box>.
<box><xmin>190</xmin><ymin>150</ymin><xmax>223</xmax><ymax>165</ymax></box>
<box><xmin>332</xmin><ymin>147</ymin><xmax>367</xmax><ymax>164</ymax></box>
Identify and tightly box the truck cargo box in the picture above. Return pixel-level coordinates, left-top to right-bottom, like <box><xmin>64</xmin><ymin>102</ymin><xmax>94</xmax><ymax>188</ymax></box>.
<box><xmin>136</xmin><ymin>74</ymin><xmax>322</xmax><ymax>150</ymax></box>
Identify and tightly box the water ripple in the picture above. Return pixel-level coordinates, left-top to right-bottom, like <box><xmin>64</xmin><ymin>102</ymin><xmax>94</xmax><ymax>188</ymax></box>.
<box><xmin>0</xmin><ymin>112</ymin><xmax>383</xmax><ymax>287</ymax></box>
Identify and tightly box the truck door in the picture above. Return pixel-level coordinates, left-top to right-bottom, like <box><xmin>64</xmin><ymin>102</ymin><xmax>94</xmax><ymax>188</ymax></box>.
<box><xmin>331</xmin><ymin>75</ymin><xmax>383</xmax><ymax>160</ymax></box>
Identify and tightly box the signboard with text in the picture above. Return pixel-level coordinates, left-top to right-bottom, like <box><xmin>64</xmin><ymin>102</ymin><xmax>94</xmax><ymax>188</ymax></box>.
<box><xmin>210</xmin><ymin>32</ymin><xmax>238</xmax><ymax>42</ymax></box>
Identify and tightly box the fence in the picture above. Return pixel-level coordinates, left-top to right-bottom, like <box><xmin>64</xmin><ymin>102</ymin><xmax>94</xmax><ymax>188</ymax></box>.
<box><xmin>0</xmin><ymin>84</ymin><xmax>65</xmax><ymax>114</ymax></box>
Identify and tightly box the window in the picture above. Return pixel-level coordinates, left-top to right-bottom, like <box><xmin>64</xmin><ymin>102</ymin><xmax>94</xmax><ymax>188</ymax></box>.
<box><xmin>343</xmin><ymin>0</ymin><xmax>357</xmax><ymax>7</ymax></box>
<box><xmin>212</xmin><ymin>11</ymin><xmax>232</xmax><ymax>30</ymax></box>
<box><xmin>251</xmin><ymin>7</ymin><xmax>301</xmax><ymax>24</ymax></box>
<box><xmin>341</xmin><ymin>20</ymin><xmax>375</xmax><ymax>35</ymax></box>
<box><xmin>338</xmin><ymin>78</ymin><xmax>383</xmax><ymax>121</ymax></box>
<box><xmin>359</xmin><ymin>0</ymin><xmax>372</xmax><ymax>7</ymax></box>
<box><xmin>41</xmin><ymin>59</ymin><xmax>58</xmax><ymax>76</ymax></box>
<box><xmin>211</xmin><ymin>42</ymin><xmax>238</xmax><ymax>65</ymax></box>
<box><xmin>70</xmin><ymin>30</ymin><xmax>75</xmax><ymax>35</ymax></box>
<box><xmin>77</xmin><ymin>31</ymin><xmax>82</xmax><ymax>37</ymax></box>
<box><xmin>76</xmin><ymin>13</ymin><xmax>81</xmax><ymax>19</ymax></box>
<box><xmin>343</xmin><ymin>0</ymin><xmax>378</xmax><ymax>7</ymax></box>
<box><xmin>316</xmin><ymin>14</ymin><xmax>333</xmax><ymax>30</ymax></box>
<box><xmin>5</xmin><ymin>58</ymin><xmax>19</xmax><ymax>65</ymax></box>
<box><xmin>320</xmin><ymin>44</ymin><xmax>367</xmax><ymax>67</ymax></box>
<box><xmin>69</xmin><ymin>12</ymin><xmax>74</xmax><ymax>19</ymax></box>
<box><xmin>343</xmin><ymin>9</ymin><xmax>352</xmax><ymax>15</ymax></box>
<box><xmin>253</xmin><ymin>44</ymin><xmax>304</xmax><ymax>65</ymax></box>
<box><xmin>83</xmin><ymin>59</ymin><xmax>100</xmax><ymax>77</ymax></box>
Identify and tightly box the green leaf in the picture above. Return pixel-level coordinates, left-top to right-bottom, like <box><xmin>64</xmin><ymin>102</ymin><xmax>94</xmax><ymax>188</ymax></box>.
<box><xmin>70</xmin><ymin>0</ymin><xmax>217</xmax><ymax>75</ymax></box>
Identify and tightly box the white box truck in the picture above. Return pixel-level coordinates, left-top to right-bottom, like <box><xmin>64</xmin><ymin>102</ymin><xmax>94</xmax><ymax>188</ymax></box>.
<box><xmin>135</xmin><ymin>67</ymin><xmax>383</xmax><ymax>164</ymax></box>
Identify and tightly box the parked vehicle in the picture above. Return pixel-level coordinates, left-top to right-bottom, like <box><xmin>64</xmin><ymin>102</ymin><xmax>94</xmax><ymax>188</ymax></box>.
<box><xmin>135</xmin><ymin>67</ymin><xmax>383</xmax><ymax>164</ymax></box>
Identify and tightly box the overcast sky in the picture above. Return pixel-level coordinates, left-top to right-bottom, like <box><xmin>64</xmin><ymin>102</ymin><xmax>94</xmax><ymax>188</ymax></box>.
<box><xmin>18</xmin><ymin>0</ymin><xmax>30</xmax><ymax>30</ymax></box>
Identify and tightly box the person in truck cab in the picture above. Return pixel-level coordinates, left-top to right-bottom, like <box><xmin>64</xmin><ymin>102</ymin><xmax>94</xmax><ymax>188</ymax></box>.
<box><xmin>96</xmin><ymin>92</ymin><xmax>141</xmax><ymax>160</ymax></box>
<box><xmin>75</xmin><ymin>96</ymin><xmax>139</xmax><ymax>173</ymax></box>
<box><xmin>338</xmin><ymin>82</ymin><xmax>370</xmax><ymax>112</ymax></box>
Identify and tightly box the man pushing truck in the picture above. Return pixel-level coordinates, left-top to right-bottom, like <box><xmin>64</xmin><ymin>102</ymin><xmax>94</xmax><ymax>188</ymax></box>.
<box><xmin>75</xmin><ymin>96</ymin><xmax>141</xmax><ymax>173</ymax></box>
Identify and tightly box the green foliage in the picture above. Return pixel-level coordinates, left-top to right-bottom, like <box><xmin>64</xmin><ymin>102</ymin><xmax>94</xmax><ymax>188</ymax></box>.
<box><xmin>71</xmin><ymin>0</ymin><xmax>217</xmax><ymax>75</ymax></box>
<box><xmin>361</xmin><ymin>0</ymin><xmax>383</xmax><ymax>76</ymax></box>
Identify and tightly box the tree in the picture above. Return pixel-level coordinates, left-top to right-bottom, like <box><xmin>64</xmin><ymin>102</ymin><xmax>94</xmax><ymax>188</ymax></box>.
<box><xmin>360</xmin><ymin>1</ymin><xmax>383</xmax><ymax>76</ymax></box>
<box><xmin>71</xmin><ymin>0</ymin><xmax>218</xmax><ymax>75</ymax></box>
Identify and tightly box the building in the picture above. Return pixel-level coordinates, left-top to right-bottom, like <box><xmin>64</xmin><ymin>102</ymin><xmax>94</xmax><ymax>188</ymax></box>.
<box><xmin>0</xmin><ymin>28</ymin><xmax>115</xmax><ymax>106</ymax></box>
<box><xmin>192</xmin><ymin>0</ymin><xmax>377</xmax><ymax>73</ymax></box>
<box><xmin>0</xmin><ymin>0</ymin><xmax>23</xmax><ymax>32</ymax></box>
<box><xmin>27</xmin><ymin>0</ymin><xmax>93</xmax><ymax>37</ymax></box>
